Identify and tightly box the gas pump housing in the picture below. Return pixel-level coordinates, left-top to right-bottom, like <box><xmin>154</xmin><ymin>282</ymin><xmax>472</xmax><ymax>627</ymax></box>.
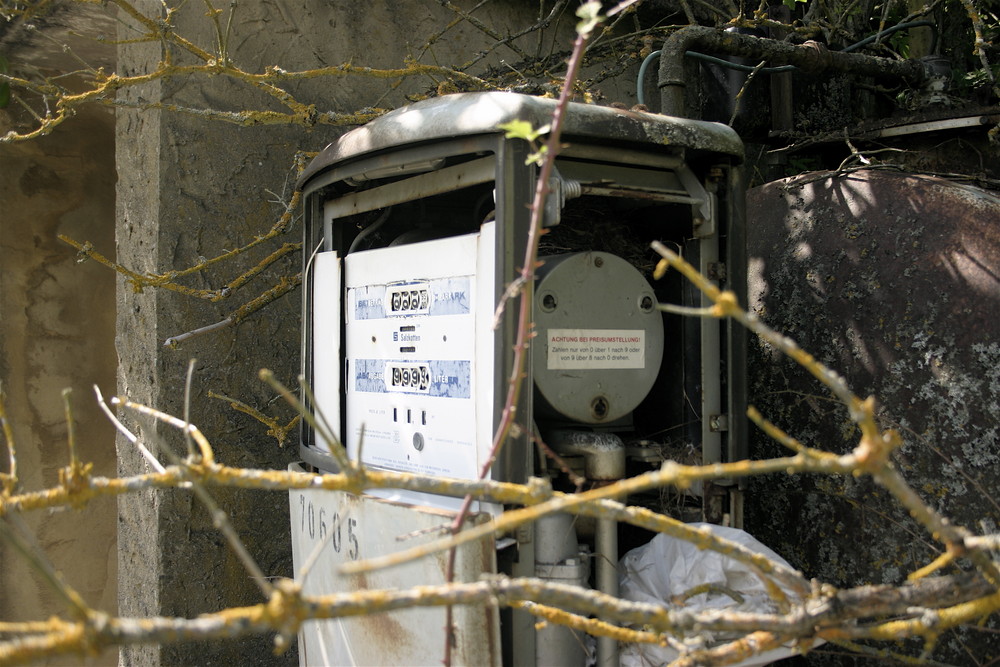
<box><xmin>291</xmin><ymin>91</ymin><xmax>746</xmax><ymax>666</ymax></box>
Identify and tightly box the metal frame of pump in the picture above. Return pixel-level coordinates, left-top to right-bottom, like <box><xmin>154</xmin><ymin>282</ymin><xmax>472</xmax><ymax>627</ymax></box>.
<box><xmin>296</xmin><ymin>129</ymin><xmax>746</xmax><ymax>667</ymax></box>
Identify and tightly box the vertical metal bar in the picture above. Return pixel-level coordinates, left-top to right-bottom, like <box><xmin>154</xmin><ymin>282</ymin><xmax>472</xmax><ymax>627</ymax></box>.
<box><xmin>700</xmin><ymin>176</ymin><xmax>725</xmax><ymax>525</ymax></box>
<box><xmin>495</xmin><ymin>136</ymin><xmax>537</xmax><ymax>667</ymax></box>
<box><xmin>726</xmin><ymin>164</ymin><xmax>749</xmax><ymax>471</ymax></box>
<box><xmin>493</xmin><ymin>137</ymin><xmax>535</xmax><ymax>486</ymax></box>
<box><xmin>699</xmin><ymin>180</ymin><xmax>722</xmax><ymax>470</ymax></box>
<box><xmin>301</xmin><ymin>191</ymin><xmax>325</xmax><ymax>456</ymax></box>
<box><xmin>596</xmin><ymin>517</ymin><xmax>619</xmax><ymax>667</ymax></box>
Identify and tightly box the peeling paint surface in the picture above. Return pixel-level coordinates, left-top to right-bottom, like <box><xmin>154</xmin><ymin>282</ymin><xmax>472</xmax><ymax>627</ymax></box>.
<box><xmin>746</xmin><ymin>170</ymin><xmax>1000</xmax><ymax>662</ymax></box>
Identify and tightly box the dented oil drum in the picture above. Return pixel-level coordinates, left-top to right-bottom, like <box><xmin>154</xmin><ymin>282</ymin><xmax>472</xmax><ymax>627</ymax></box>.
<box><xmin>744</xmin><ymin>170</ymin><xmax>1000</xmax><ymax>662</ymax></box>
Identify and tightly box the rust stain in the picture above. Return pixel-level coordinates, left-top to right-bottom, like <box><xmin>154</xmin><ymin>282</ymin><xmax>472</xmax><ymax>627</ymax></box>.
<box><xmin>352</xmin><ymin>571</ymin><xmax>414</xmax><ymax>662</ymax></box>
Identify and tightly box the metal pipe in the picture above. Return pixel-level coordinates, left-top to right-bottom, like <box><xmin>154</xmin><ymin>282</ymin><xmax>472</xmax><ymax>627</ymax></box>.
<box><xmin>658</xmin><ymin>25</ymin><xmax>928</xmax><ymax>117</ymax></box>
<box><xmin>534</xmin><ymin>512</ymin><xmax>587</xmax><ymax>667</ymax></box>
<box><xmin>534</xmin><ymin>512</ymin><xmax>579</xmax><ymax>564</ymax></box>
<box><xmin>546</xmin><ymin>430</ymin><xmax>626</xmax><ymax>481</ymax></box>
<box><xmin>842</xmin><ymin>20</ymin><xmax>937</xmax><ymax>53</ymax></box>
<box><xmin>595</xmin><ymin>517</ymin><xmax>619</xmax><ymax>667</ymax></box>
<box><xmin>546</xmin><ymin>431</ymin><xmax>624</xmax><ymax>666</ymax></box>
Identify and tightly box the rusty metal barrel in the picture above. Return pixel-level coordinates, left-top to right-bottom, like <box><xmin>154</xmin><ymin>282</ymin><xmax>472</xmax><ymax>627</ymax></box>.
<box><xmin>746</xmin><ymin>169</ymin><xmax>1000</xmax><ymax>661</ymax></box>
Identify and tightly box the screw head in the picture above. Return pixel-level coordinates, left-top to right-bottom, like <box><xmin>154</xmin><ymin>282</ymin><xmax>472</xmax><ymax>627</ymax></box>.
<box><xmin>591</xmin><ymin>396</ymin><xmax>610</xmax><ymax>420</ymax></box>
<box><xmin>540</xmin><ymin>292</ymin><xmax>558</xmax><ymax>312</ymax></box>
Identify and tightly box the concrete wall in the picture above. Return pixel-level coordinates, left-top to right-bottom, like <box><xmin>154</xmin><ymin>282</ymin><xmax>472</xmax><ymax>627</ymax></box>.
<box><xmin>0</xmin><ymin>103</ymin><xmax>118</xmax><ymax>666</ymax></box>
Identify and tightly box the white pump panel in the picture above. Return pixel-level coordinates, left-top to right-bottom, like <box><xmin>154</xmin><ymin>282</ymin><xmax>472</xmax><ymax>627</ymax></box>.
<box><xmin>311</xmin><ymin>251</ymin><xmax>342</xmax><ymax>452</ymax></box>
<box><xmin>340</xmin><ymin>223</ymin><xmax>496</xmax><ymax>510</ymax></box>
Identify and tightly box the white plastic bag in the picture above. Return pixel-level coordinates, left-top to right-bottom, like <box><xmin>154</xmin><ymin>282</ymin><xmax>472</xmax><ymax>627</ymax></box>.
<box><xmin>618</xmin><ymin>523</ymin><xmax>806</xmax><ymax>667</ymax></box>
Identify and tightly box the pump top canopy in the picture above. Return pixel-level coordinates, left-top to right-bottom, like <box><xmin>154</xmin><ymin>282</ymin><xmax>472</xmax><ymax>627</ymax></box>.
<box><xmin>298</xmin><ymin>92</ymin><xmax>743</xmax><ymax>189</ymax></box>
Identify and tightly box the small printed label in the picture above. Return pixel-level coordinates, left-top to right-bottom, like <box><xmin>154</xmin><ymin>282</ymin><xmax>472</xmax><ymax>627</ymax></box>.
<box><xmin>547</xmin><ymin>329</ymin><xmax>645</xmax><ymax>370</ymax></box>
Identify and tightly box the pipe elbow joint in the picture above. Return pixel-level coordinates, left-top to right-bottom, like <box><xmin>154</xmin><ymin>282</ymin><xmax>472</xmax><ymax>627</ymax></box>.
<box><xmin>547</xmin><ymin>430</ymin><xmax>627</xmax><ymax>481</ymax></box>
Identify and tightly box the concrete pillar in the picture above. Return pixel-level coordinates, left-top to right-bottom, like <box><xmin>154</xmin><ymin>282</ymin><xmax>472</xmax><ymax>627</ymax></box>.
<box><xmin>115</xmin><ymin>3</ymin><xmax>307</xmax><ymax>664</ymax></box>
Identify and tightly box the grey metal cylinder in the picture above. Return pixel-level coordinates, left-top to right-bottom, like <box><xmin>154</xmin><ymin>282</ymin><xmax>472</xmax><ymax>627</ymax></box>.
<box><xmin>535</xmin><ymin>512</ymin><xmax>589</xmax><ymax>667</ymax></box>
<box><xmin>533</xmin><ymin>252</ymin><xmax>664</xmax><ymax>424</ymax></box>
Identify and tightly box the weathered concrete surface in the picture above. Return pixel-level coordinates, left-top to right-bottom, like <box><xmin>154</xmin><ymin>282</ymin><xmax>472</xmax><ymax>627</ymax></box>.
<box><xmin>0</xmin><ymin>102</ymin><xmax>118</xmax><ymax>665</ymax></box>
<box><xmin>113</xmin><ymin>2</ymin><xmax>566</xmax><ymax>665</ymax></box>
<box><xmin>0</xmin><ymin>2</ymin><xmax>116</xmax><ymax>74</ymax></box>
<box><xmin>745</xmin><ymin>170</ymin><xmax>1000</xmax><ymax>663</ymax></box>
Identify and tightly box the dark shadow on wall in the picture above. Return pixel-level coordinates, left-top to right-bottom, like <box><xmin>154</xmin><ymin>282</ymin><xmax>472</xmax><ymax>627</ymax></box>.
<box><xmin>0</xmin><ymin>103</ymin><xmax>118</xmax><ymax>665</ymax></box>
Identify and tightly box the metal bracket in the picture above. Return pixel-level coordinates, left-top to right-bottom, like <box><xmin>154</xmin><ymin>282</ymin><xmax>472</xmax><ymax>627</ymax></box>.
<box><xmin>708</xmin><ymin>414</ymin><xmax>730</xmax><ymax>432</ymax></box>
<box><xmin>676</xmin><ymin>163</ymin><xmax>715</xmax><ymax>237</ymax></box>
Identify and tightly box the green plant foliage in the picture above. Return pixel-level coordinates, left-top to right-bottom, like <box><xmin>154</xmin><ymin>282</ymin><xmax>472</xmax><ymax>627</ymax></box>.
<box><xmin>497</xmin><ymin>119</ymin><xmax>550</xmax><ymax>142</ymax></box>
<box><xmin>575</xmin><ymin>0</ymin><xmax>602</xmax><ymax>37</ymax></box>
<box><xmin>498</xmin><ymin>119</ymin><xmax>551</xmax><ymax>165</ymax></box>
